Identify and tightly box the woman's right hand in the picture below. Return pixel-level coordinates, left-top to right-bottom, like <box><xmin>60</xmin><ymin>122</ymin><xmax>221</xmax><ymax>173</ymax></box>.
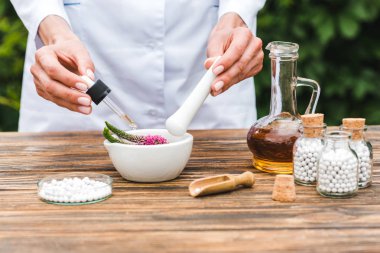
<box><xmin>30</xmin><ymin>15</ymin><xmax>95</xmax><ymax>114</ymax></box>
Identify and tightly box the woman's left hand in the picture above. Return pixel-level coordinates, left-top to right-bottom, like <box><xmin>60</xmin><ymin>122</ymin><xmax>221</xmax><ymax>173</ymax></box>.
<box><xmin>205</xmin><ymin>12</ymin><xmax>264</xmax><ymax>96</ymax></box>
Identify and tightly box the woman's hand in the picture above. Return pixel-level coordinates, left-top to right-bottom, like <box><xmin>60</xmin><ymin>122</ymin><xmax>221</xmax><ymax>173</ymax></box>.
<box><xmin>30</xmin><ymin>15</ymin><xmax>95</xmax><ymax>114</ymax></box>
<box><xmin>205</xmin><ymin>12</ymin><xmax>264</xmax><ymax>96</ymax></box>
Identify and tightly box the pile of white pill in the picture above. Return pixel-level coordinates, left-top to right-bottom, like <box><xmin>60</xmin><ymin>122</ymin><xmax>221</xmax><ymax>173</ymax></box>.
<box><xmin>350</xmin><ymin>142</ymin><xmax>372</xmax><ymax>188</ymax></box>
<box><xmin>294</xmin><ymin>138</ymin><xmax>324</xmax><ymax>184</ymax></box>
<box><xmin>317</xmin><ymin>149</ymin><xmax>358</xmax><ymax>195</ymax></box>
<box><xmin>38</xmin><ymin>176</ymin><xmax>112</xmax><ymax>204</ymax></box>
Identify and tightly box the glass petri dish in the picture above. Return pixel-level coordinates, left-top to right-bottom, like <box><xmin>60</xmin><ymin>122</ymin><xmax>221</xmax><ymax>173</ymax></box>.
<box><xmin>37</xmin><ymin>172</ymin><xmax>112</xmax><ymax>205</ymax></box>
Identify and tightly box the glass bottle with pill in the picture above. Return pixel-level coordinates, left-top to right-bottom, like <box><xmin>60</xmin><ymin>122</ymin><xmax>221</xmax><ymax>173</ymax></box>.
<box><xmin>293</xmin><ymin>114</ymin><xmax>325</xmax><ymax>186</ymax></box>
<box><xmin>341</xmin><ymin>118</ymin><xmax>373</xmax><ymax>188</ymax></box>
<box><xmin>316</xmin><ymin>131</ymin><xmax>359</xmax><ymax>198</ymax></box>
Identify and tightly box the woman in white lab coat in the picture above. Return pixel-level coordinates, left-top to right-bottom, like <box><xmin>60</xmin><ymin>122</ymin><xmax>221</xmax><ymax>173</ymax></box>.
<box><xmin>11</xmin><ymin>0</ymin><xmax>265</xmax><ymax>132</ymax></box>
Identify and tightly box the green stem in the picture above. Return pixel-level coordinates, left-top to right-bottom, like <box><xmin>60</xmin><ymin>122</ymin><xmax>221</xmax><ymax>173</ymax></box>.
<box><xmin>105</xmin><ymin>121</ymin><xmax>144</xmax><ymax>143</ymax></box>
<box><xmin>103</xmin><ymin>127</ymin><xmax>123</xmax><ymax>143</ymax></box>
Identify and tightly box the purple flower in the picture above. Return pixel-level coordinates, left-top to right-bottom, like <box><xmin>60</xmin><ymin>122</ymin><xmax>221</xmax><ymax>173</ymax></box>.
<box><xmin>140</xmin><ymin>135</ymin><xmax>168</xmax><ymax>145</ymax></box>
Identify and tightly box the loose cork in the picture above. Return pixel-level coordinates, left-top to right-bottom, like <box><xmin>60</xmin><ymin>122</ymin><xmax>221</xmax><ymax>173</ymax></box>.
<box><xmin>272</xmin><ymin>175</ymin><xmax>296</xmax><ymax>202</ymax></box>
<box><xmin>301</xmin><ymin>113</ymin><xmax>324</xmax><ymax>138</ymax></box>
<box><xmin>342</xmin><ymin>118</ymin><xmax>366</xmax><ymax>140</ymax></box>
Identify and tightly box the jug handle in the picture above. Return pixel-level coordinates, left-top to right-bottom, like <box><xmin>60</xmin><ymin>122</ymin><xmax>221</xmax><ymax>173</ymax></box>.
<box><xmin>296</xmin><ymin>77</ymin><xmax>320</xmax><ymax>114</ymax></box>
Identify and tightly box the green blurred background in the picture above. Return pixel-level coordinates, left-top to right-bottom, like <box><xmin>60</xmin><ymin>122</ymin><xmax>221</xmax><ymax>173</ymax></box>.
<box><xmin>0</xmin><ymin>0</ymin><xmax>379</xmax><ymax>131</ymax></box>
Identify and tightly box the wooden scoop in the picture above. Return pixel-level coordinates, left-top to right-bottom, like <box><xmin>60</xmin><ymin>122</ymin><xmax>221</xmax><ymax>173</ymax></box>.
<box><xmin>189</xmin><ymin>171</ymin><xmax>255</xmax><ymax>197</ymax></box>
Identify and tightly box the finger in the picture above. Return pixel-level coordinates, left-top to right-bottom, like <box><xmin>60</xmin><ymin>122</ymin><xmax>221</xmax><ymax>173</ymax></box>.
<box><xmin>35</xmin><ymin>64</ymin><xmax>92</xmax><ymax>106</ymax></box>
<box><xmin>204</xmin><ymin>56</ymin><xmax>219</xmax><ymax>70</ymax></box>
<box><xmin>210</xmin><ymin>75</ymin><xmax>240</xmax><ymax>97</ymax></box>
<box><xmin>242</xmin><ymin>47</ymin><xmax>264</xmax><ymax>77</ymax></box>
<box><xmin>207</xmin><ymin>34</ymin><xmax>225</xmax><ymax>58</ymax></box>
<box><xmin>30</xmin><ymin>63</ymin><xmax>43</xmax><ymax>85</ymax></box>
<box><xmin>31</xmin><ymin>63</ymin><xmax>92</xmax><ymax>114</ymax></box>
<box><xmin>57</xmin><ymin>51</ymin><xmax>95</xmax><ymax>80</ymax></box>
<box><xmin>210</xmin><ymin>58</ymin><xmax>263</xmax><ymax>97</ymax></box>
<box><xmin>31</xmin><ymin>64</ymin><xmax>53</xmax><ymax>100</ymax></box>
<box><xmin>35</xmin><ymin>47</ymin><xmax>87</xmax><ymax>91</ymax></box>
<box><xmin>211</xmin><ymin>41</ymin><xmax>262</xmax><ymax>95</ymax></box>
<box><xmin>57</xmin><ymin>53</ymin><xmax>79</xmax><ymax>73</ymax></box>
<box><xmin>213</xmin><ymin>27</ymin><xmax>252</xmax><ymax>75</ymax></box>
<box><xmin>236</xmin><ymin>37</ymin><xmax>263</xmax><ymax>73</ymax></box>
<box><xmin>248</xmin><ymin>51</ymin><xmax>264</xmax><ymax>76</ymax></box>
<box><xmin>210</xmin><ymin>58</ymin><xmax>261</xmax><ymax>97</ymax></box>
<box><xmin>51</xmin><ymin>95</ymin><xmax>92</xmax><ymax>115</ymax></box>
<box><xmin>247</xmin><ymin>57</ymin><xmax>264</xmax><ymax>77</ymax></box>
<box><xmin>71</xmin><ymin>45</ymin><xmax>95</xmax><ymax>78</ymax></box>
<box><xmin>41</xmin><ymin>82</ymin><xmax>92</xmax><ymax>114</ymax></box>
<box><xmin>32</xmin><ymin>76</ymin><xmax>49</xmax><ymax>101</ymax></box>
<box><xmin>205</xmin><ymin>31</ymin><xmax>226</xmax><ymax>70</ymax></box>
<box><xmin>54</xmin><ymin>40</ymin><xmax>95</xmax><ymax>79</ymax></box>
<box><xmin>46</xmin><ymin>79</ymin><xmax>92</xmax><ymax>106</ymax></box>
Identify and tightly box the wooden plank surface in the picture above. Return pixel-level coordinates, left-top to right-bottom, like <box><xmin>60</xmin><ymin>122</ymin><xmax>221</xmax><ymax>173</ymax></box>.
<box><xmin>0</xmin><ymin>127</ymin><xmax>379</xmax><ymax>253</ymax></box>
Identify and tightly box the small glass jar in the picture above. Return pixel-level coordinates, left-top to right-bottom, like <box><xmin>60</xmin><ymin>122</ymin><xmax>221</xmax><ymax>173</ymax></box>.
<box><xmin>293</xmin><ymin>124</ymin><xmax>326</xmax><ymax>186</ymax></box>
<box><xmin>316</xmin><ymin>131</ymin><xmax>359</xmax><ymax>198</ymax></box>
<box><xmin>341</xmin><ymin>126</ymin><xmax>373</xmax><ymax>188</ymax></box>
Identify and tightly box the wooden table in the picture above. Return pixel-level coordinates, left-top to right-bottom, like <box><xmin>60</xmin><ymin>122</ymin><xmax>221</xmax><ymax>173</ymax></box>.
<box><xmin>0</xmin><ymin>128</ymin><xmax>379</xmax><ymax>253</ymax></box>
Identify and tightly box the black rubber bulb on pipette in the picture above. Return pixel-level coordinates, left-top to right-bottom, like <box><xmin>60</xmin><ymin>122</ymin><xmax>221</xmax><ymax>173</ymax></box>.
<box><xmin>86</xmin><ymin>79</ymin><xmax>111</xmax><ymax>105</ymax></box>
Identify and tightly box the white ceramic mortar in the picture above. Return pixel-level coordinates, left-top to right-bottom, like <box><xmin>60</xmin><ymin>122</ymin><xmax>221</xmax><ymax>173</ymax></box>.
<box><xmin>104</xmin><ymin>129</ymin><xmax>193</xmax><ymax>182</ymax></box>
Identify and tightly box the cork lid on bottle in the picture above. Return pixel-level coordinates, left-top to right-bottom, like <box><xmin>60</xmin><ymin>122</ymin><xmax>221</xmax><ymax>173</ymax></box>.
<box><xmin>342</xmin><ymin>118</ymin><xmax>366</xmax><ymax>140</ymax></box>
<box><xmin>301</xmin><ymin>113</ymin><xmax>324</xmax><ymax>138</ymax></box>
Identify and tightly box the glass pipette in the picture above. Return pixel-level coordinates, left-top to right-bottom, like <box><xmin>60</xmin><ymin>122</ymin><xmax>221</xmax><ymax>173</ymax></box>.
<box><xmin>81</xmin><ymin>76</ymin><xmax>137</xmax><ymax>129</ymax></box>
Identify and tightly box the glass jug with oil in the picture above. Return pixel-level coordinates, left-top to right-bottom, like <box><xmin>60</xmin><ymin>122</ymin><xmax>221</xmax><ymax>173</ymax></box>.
<box><xmin>247</xmin><ymin>41</ymin><xmax>320</xmax><ymax>174</ymax></box>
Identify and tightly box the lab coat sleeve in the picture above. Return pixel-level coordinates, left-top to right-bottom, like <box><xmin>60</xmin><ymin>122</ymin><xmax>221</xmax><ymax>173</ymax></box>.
<box><xmin>10</xmin><ymin>0</ymin><xmax>71</xmax><ymax>48</ymax></box>
<box><xmin>219</xmin><ymin>0</ymin><xmax>266</xmax><ymax>30</ymax></box>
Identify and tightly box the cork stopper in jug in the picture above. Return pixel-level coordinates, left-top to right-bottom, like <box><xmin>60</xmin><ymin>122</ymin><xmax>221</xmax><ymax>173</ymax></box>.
<box><xmin>301</xmin><ymin>113</ymin><xmax>324</xmax><ymax>138</ymax></box>
<box><xmin>342</xmin><ymin>118</ymin><xmax>366</xmax><ymax>140</ymax></box>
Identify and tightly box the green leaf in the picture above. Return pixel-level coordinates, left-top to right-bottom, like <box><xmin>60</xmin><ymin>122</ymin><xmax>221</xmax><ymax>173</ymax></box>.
<box><xmin>316</xmin><ymin>17</ymin><xmax>334</xmax><ymax>44</ymax></box>
<box><xmin>349</xmin><ymin>1</ymin><xmax>378</xmax><ymax>21</ymax></box>
<box><xmin>338</xmin><ymin>15</ymin><xmax>359</xmax><ymax>38</ymax></box>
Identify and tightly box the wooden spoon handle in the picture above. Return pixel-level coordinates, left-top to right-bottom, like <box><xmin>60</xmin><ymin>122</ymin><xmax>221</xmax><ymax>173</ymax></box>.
<box><xmin>233</xmin><ymin>171</ymin><xmax>255</xmax><ymax>187</ymax></box>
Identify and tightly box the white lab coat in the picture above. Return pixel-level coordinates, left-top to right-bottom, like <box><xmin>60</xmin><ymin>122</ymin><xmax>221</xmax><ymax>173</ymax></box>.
<box><xmin>11</xmin><ymin>0</ymin><xmax>265</xmax><ymax>132</ymax></box>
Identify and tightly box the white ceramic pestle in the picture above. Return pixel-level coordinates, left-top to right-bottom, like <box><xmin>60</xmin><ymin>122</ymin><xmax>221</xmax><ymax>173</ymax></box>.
<box><xmin>166</xmin><ymin>56</ymin><xmax>221</xmax><ymax>136</ymax></box>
